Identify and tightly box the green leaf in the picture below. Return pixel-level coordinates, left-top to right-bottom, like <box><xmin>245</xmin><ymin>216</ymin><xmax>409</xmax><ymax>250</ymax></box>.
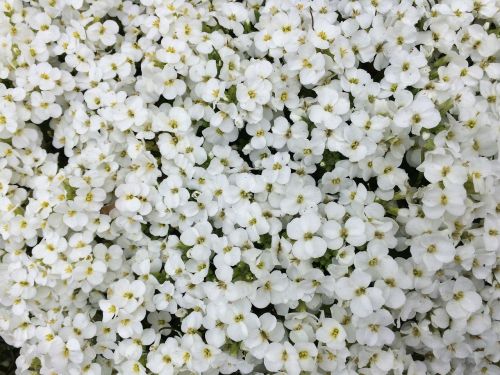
<box><xmin>152</xmin><ymin>271</ymin><xmax>167</xmax><ymax>284</ymax></box>
<box><xmin>254</xmin><ymin>10</ymin><xmax>261</xmax><ymax>23</ymax></box>
<box><xmin>321</xmin><ymin>151</ymin><xmax>343</xmax><ymax>172</ymax></box>
<box><xmin>29</xmin><ymin>357</ymin><xmax>41</xmax><ymax>371</ymax></box>
<box><xmin>225</xmin><ymin>85</ymin><xmax>237</xmax><ymax>104</ymax></box>
<box><xmin>438</xmin><ymin>98</ymin><xmax>454</xmax><ymax>117</ymax></box>
<box><xmin>139</xmin><ymin>353</ymin><xmax>147</xmax><ymax>367</ymax></box>
<box><xmin>243</xmin><ymin>21</ymin><xmax>254</xmax><ymax>33</ymax></box>
<box><xmin>232</xmin><ymin>261</ymin><xmax>256</xmax><ymax>282</ymax></box>
<box><xmin>176</xmin><ymin>242</ymin><xmax>191</xmax><ymax>252</ymax></box>
<box><xmin>62</xmin><ymin>180</ymin><xmax>76</xmax><ymax>200</ymax></box>
<box><xmin>258</xmin><ymin>233</ymin><xmax>272</xmax><ymax>249</ymax></box>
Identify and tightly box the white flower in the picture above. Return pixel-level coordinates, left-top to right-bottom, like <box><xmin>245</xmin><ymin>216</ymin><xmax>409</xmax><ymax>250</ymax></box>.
<box><xmin>32</xmin><ymin>230</ymin><xmax>66</xmax><ymax>265</ymax></box>
<box><xmin>111</xmin><ymin>279</ymin><xmax>146</xmax><ymax>313</ymax></box>
<box><xmin>264</xmin><ymin>342</ymin><xmax>300</xmax><ymax>375</ymax></box>
<box><xmin>261</xmin><ymin>152</ymin><xmax>291</xmax><ymax>184</ymax></box>
<box><xmin>29</xmin><ymin>91</ymin><xmax>62</xmax><ymax>124</ymax></box>
<box><xmin>393</xmin><ymin>94</ymin><xmax>441</xmax><ymax>132</ymax></box>
<box><xmin>355</xmin><ymin>309</ymin><xmax>395</xmax><ymax>346</ymax></box>
<box><xmin>236</xmin><ymin>79</ymin><xmax>272</xmax><ymax>112</ymax></box>
<box><xmin>287</xmin><ymin>45</ymin><xmax>326</xmax><ymax>85</ymax></box>
<box><xmin>442</xmin><ymin>277</ymin><xmax>482</xmax><ymax>320</ymax></box>
<box><xmin>74</xmin><ymin>259</ymin><xmax>107</xmax><ymax>288</ymax></box>
<box><xmin>147</xmin><ymin>338</ymin><xmax>178</xmax><ymax>374</ymax></box>
<box><xmin>316</xmin><ymin>318</ymin><xmax>347</xmax><ymax>349</ymax></box>
<box><xmin>295</xmin><ymin>342</ymin><xmax>318</xmax><ymax>372</ymax></box>
<box><xmin>49</xmin><ymin>338</ymin><xmax>84</xmax><ymax>370</ymax></box>
<box><xmin>0</xmin><ymin>0</ymin><xmax>498</xmax><ymax>373</ymax></box>
<box><xmin>157</xmin><ymin>66</ymin><xmax>187</xmax><ymax>100</ymax></box>
<box><xmin>180</xmin><ymin>221</ymin><xmax>215</xmax><ymax>260</ymax></box>
<box><xmin>410</xmin><ymin>234</ymin><xmax>456</xmax><ymax>272</ymax></box>
<box><xmin>331</xmin><ymin>36</ymin><xmax>355</xmax><ymax>69</ymax></box>
<box><xmin>418</xmin><ymin>151</ymin><xmax>468</xmax><ymax>185</ymax></box>
<box><xmin>483</xmin><ymin>215</ymin><xmax>500</xmax><ymax>252</ymax></box>
<box><xmin>287</xmin><ymin>213</ymin><xmax>327</xmax><ymax>260</ymax></box>
<box><xmin>120</xmin><ymin>360</ymin><xmax>147</xmax><ymax>375</ymax></box>
<box><xmin>199</xmin><ymin>78</ymin><xmax>226</xmax><ymax>103</ymax></box>
<box><xmin>337</xmin><ymin>126</ymin><xmax>377</xmax><ymax>162</ymax></box>
<box><xmin>222</xmin><ymin>300</ymin><xmax>260</xmax><ymax>342</ymax></box>
<box><xmin>115</xmin><ymin>96</ymin><xmax>148</xmax><ymax>131</ymax></box>
<box><xmin>422</xmin><ymin>184</ymin><xmax>467</xmax><ymax>218</ymax></box>
<box><xmin>115</xmin><ymin>183</ymin><xmax>143</xmax><ymax>213</ymax></box>
<box><xmin>323</xmin><ymin>216</ymin><xmax>368</xmax><ymax>249</ymax></box>
<box><xmin>244</xmin><ymin>313</ymin><xmax>284</xmax><ymax>359</ymax></box>
<box><xmin>309</xmin><ymin>19</ymin><xmax>340</xmax><ymax>50</ymax></box>
<box><xmin>87</xmin><ymin>20</ymin><xmax>119</xmax><ymax>46</ymax></box>
<box><xmin>279</xmin><ymin>176</ymin><xmax>322</xmax><ymax>215</ymax></box>
<box><xmin>386</xmin><ymin>50</ymin><xmax>427</xmax><ymax>86</ymax></box>
<box><xmin>336</xmin><ymin>270</ymin><xmax>385</xmax><ymax>317</ymax></box>
<box><xmin>234</xmin><ymin>202</ymin><xmax>270</xmax><ymax>241</ymax></box>
<box><xmin>157</xmin><ymin>37</ymin><xmax>187</xmax><ymax>64</ymax></box>
<box><xmin>252</xmin><ymin>271</ymin><xmax>289</xmax><ymax>308</ymax></box>
<box><xmin>309</xmin><ymin>86</ymin><xmax>350</xmax><ymax>128</ymax></box>
<box><xmin>372</xmin><ymin>154</ymin><xmax>407</xmax><ymax>191</ymax></box>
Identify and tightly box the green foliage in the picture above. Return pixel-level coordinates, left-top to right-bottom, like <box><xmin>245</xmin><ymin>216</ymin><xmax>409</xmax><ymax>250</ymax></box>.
<box><xmin>28</xmin><ymin>357</ymin><xmax>41</xmax><ymax>372</ymax></box>
<box><xmin>258</xmin><ymin>233</ymin><xmax>272</xmax><ymax>249</ymax></box>
<box><xmin>224</xmin><ymin>339</ymin><xmax>241</xmax><ymax>357</ymax></box>
<box><xmin>232</xmin><ymin>261</ymin><xmax>256</xmax><ymax>282</ymax></box>
<box><xmin>225</xmin><ymin>85</ymin><xmax>237</xmax><ymax>104</ymax></box>
<box><xmin>321</xmin><ymin>151</ymin><xmax>343</xmax><ymax>171</ymax></box>
<box><xmin>0</xmin><ymin>338</ymin><xmax>18</xmax><ymax>374</ymax></box>
<box><xmin>62</xmin><ymin>180</ymin><xmax>76</xmax><ymax>200</ymax></box>
<box><xmin>312</xmin><ymin>249</ymin><xmax>337</xmax><ymax>271</ymax></box>
<box><xmin>151</xmin><ymin>271</ymin><xmax>168</xmax><ymax>284</ymax></box>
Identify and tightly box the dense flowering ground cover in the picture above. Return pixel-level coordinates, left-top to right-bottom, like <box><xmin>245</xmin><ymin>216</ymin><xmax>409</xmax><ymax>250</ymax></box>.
<box><xmin>0</xmin><ymin>0</ymin><xmax>499</xmax><ymax>373</ymax></box>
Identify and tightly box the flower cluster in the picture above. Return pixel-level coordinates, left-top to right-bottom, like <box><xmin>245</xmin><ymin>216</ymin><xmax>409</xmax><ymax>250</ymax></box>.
<box><xmin>0</xmin><ymin>0</ymin><xmax>499</xmax><ymax>374</ymax></box>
